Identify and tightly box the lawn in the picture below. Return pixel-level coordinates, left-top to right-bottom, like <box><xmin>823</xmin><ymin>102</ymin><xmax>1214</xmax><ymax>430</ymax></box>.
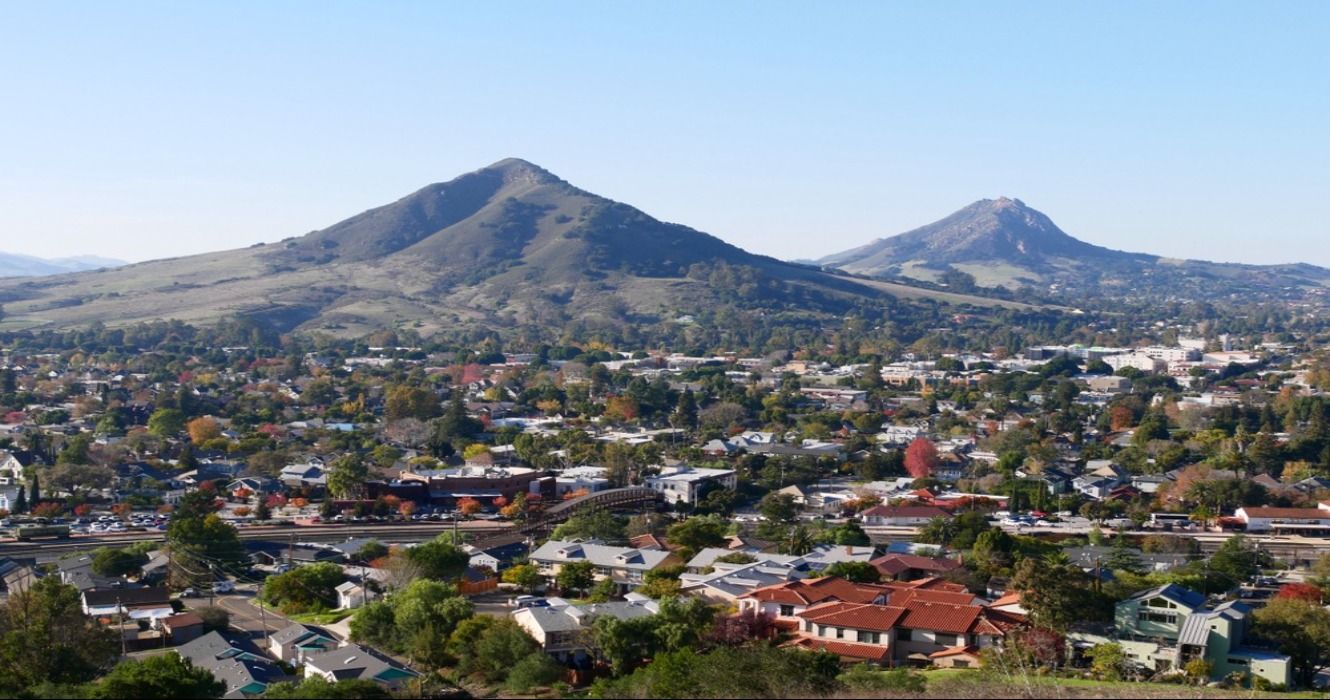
<box><xmin>919</xmin><ymin>669</ymin><xmax>1321</xmax><ymax>699</ymax></box>
<box><xmin>287</xmin><ymin>610</ymin><xmax>352</xmax><ymax>625</ymax></box>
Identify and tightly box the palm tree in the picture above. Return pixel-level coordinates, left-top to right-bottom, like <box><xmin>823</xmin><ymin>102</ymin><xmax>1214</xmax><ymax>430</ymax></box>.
<box><xmin>784</xmin><ymin>525</ymin><xmax>815</xmax><ymax>556</ymax></box>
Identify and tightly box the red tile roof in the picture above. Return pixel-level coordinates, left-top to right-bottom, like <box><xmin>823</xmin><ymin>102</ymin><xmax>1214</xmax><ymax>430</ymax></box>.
<box><xmin>929</xmin><ymin>645</ymin><xmax>981</xmax><ymax>659</ymax></box>
<box><xmin>887</xmin><ymin>588</ymin><xmax>978</xmax><ymax>607</ymax></box>
<box><xmin>898</xmin><ymin>601</ymin><xmax>983</xmax><ymax>635</ymax></box>
<box><xmin>744</xmin><ymin>576</ymin><xmax>893</xmax><ymax>606</ymax></box>
<box><xmin>798</xmin><ymin>602</ymin><xmax>907</xmax><ymax>632</ymax></box>
<box><xmin>1238</xmin><ymin>507</ymin><xmax>1330</xmax><ymax>520</ymax></box>
<box><xmin>784</xmin><ymin>636</ymin><xmax>891</xmax><ymax>662</ymax></box>
<box><xmin>871</xmin><ymin>553</ymin><xmax>962</xmax><ymax>577</ymax></box>
<box><xmin>861</xmin><ymin>504</ymin><xmax>951</xmax><ymax>519</ymax></box>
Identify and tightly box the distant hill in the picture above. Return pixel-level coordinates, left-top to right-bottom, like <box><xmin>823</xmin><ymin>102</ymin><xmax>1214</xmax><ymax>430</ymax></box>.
<box><xmin>818</xmin><ymin>198</ymin><xmax>1330</xmax><ymax>300</ymax></box>
<box><xmin>0</xmin><ymin>159</ymin><xmax>1022</xmax><ymax>337</ymax></box>
<box><xmin>0</xmin><ymin>253</ymin><xmax>125</xmax><ymax>278</ymax></box>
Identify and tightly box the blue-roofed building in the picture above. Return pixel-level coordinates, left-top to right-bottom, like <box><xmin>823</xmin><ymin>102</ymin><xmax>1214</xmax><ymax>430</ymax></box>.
<box><xmin>176</xmin><ymin>631</ymin><xmax>289</xmax><ymax>698</ymax></box>
<box><xmin>1071</xmin><ymin>584</ymin><xmax>1290</xmax><ymax>686</ymax></box>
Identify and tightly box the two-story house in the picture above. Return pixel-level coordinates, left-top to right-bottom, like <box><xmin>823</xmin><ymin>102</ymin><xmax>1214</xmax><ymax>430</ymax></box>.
<box><xmin>644</xmin><ymin>466</ymin><xmax>738</xmax><ymax>505</ymax></box>
<box><xmin>1071</xmin><ymin>584</ymin><xmax>1291</xmax><ymax>686</ymax></box>
<box><xmin>528</xmin><ymin>540</ymin><xmax>675</xmax><ymax>591</ymax></box>
<box><xmin>511</xmin><ymin>596</ymin><xmax>659</xmax><ymax>664</ymax></box>
<box><xmin>787</xmin><ymin>597</ymin><xmax>1022</xmax><ymax>667</ymax></box>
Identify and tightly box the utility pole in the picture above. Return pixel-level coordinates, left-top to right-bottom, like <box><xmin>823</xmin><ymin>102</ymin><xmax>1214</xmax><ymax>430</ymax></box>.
<box><xmin>117</xmin><ymin>596</ymin><xmax>127</xmax><ymax>657</ymax></box>
<box><xmin>256</xmin><ymin>596</ymin><xmax>271</xmax><ymax>650</ymax></box>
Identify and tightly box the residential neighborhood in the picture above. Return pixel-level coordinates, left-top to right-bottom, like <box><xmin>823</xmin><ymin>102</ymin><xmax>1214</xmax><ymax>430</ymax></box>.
<box><xmin>3</xmin><ymin>322</ymin><xmax>1330</xmax><ymax>697</ymax></box>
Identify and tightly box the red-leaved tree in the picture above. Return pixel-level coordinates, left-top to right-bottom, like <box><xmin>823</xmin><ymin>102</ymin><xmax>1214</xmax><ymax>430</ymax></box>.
<box><xmin>904</xmin><ymin>437</ymin><xmax>939</xmax><ymax>479</ymax></box>
<box><xmin>708</xmin><ymin>609</ymin><xmax>777</xmax><ymax>646</ymax></box>
<box><xmin>1276</xmin><ymin>582</ymin><xmax>1323</xmax><ymax>603</ymax></box>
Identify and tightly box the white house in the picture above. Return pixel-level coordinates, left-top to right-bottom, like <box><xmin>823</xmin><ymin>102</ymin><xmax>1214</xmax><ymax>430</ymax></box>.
<box><xmin>644</xmin><ymin>466</ymin><xmax>737</xmax><ymax>505</ymax></box>
<box><xmin>303</xmin><ymin>644</ymin><xmax>418</xmax><ymax>690</ymax></box>
<box><xmin>336</xmin><ymin>581</ymin><xmax>368</xmax><ymax>610</ymax></box>
<box><xmin>1235</xmin><ymin>507</ymin><xmax>1330</xmax><ymax>534</ymax></box>
<box><xmin>861</xmin><ymin>505</ymin><xmax>951</xmax><ymax>527</ymax></box>
<box><xmin>528</xmin><ymin>540</ymin><xmax>675</xmax><ymax>589</ymax></box>
<box><xmin>511</xmin><ymin>597</ymin><xmax>659</xmax><ymax>663</ymax></box>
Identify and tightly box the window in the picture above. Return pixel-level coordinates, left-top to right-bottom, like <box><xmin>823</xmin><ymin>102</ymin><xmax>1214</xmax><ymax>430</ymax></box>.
<box><xmin>818</xmin><ymin>625</ymin><xmax>828</xmax><ymax>637</ymax></box>
<box><xmin>953</xmin><ymin>660</ymin><xmax>970</xmax><ymax>669</ymax></box>
<box><xmin>1227</xmin><ymin>658</ymin><xmax>1249</xmax><ymax>666</ymax></box>
<box><xmin>857</xmin><ymin>631</ymin><xmax>880</xmax><ymax>644</ymax></box>
<box><xmin>1138</xmin><ymin>611</ymin><xmax>1177</xmax><ymax>625</ymax></box>
<box><xmin>779</xmin><ymin>605</ymin><xmax>794</xmax><ymax>617</ymax></box>
<box><xmin>898</xmin><ymin>629</ymin><xmax>913</xmax><ymax>641</ymax></box>
<box><xmin>936</xmin><ymin>634</ymin><xmax>958</xmax><ymax>646</ymax></box>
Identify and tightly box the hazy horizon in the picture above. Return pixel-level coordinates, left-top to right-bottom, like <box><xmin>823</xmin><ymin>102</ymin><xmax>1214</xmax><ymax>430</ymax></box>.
<box><xmin>2</xmin><ymin>2</ymin><xmax>1327</xmax><ymax>266</ymax></box>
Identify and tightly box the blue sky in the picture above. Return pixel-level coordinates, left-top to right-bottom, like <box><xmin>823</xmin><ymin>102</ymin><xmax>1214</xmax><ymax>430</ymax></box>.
<box><xmin>1</xmin><ymin>1</ymin><xmax>1327</xmax><ymax>264</ymax></box>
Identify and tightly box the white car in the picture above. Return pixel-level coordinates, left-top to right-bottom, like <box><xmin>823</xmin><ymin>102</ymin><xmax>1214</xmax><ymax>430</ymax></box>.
<box><xmin>213</xmin><ymin>580</ymin><xmax>235</xmax><ymax>594</ymax></box>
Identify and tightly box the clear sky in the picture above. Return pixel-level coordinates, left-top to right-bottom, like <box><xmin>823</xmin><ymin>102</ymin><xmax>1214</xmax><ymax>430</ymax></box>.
<box><xmin>1</xmin><ymin>1</ymin><xmax>1327</xmax><ymax>265</ymax></box>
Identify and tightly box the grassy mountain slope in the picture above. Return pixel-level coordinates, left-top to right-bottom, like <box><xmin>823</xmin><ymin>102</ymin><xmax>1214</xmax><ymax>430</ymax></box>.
<box><xmin>0</xmin><ymin>159</ymin><xmax>1019</xmax><ymax>337</ymax></box>
<box><xmin>818</xmin><ymin>198</ymin><xmax>1330</xmax><ymax>300</ymax></box>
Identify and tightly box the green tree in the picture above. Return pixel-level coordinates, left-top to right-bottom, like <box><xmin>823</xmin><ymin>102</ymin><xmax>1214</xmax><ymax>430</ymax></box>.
<box><xmin>1253</xmin><ymin>597</ymin><xmax>1330</xmax><ymax>687</ymax></box>
<box><xmin>261</xmin><ymin>678</ymin><xmax>391</xmax><ymax>699</ymax></box>
<box><xmin>1010</xmin><ymin>557</ymin><xmax>1102</xmax><ymax>631</ymax></box>
<box><xmin>0</xmin><ymin>577</ymin><xmax>117</xmax><ymax>693</ymax></box>
<box><xmin>91</xmin><ymin>547</ymin><xmax>147</xmax><ymax>578</ymax></box>
<box><xmin>550</xmin><ymin>509</ymin><xmax>627</xmax><ymax>542</ymax></box>
<box><xmin>593</xmin><ymin>614</ymin><xmax>661</xmax><ymax>675</ymax></box>
<box><xmin>830</xmin><ymin>520</ymin><xmax>870</xmax><ymax>546</ymax></box>
<box><xmin>349</xmin><ymin>578</ymin><xmax>473</xmax><ymax>668</ymax></box>
<box><xmin>1104</xmin><ymin>535</ymin><xmax>1144</xmax><ymax>575</ymax></box>
<box><xmin>383</xmin><ymin>385</ymin><xmax>442</xmax><ymax>422</ymax></box>
<box><xmin>506</xmin><ymin>652</ymin><xmax>565</xmax><ymax>693</ymax></box>
<box><xmin>197</xmin><ymin>606</ymin><xmax>230</xmax><ymax>633</ymax></box>
<box><xmin>665</xmin><ymin>516</ymin><xmax>728</xmax><ymax>559</ymax></box>
<box><xmin>326</xmin><ymin>454</ymin><xmax>369</xmax><ymax>500</ymax></box>
<box><xmin>407</xmin><ymin>535</ymin><xmax>470</xmax><ymax>581</ymax></box>
<box><xmin>470</xmin><ymin>617</ymin><xmax>541</xmax><ymax>681</ymax></box>
<box><xmin>501</xmin><ymin>564</ymin><xmax>544</xmax><ymax>593</ymax></box>
<box><xmin>1087</xmin><ymin>642</ymin><xmax>1128</xmax><ymax>681</ymax></box>
<box><xmin>556</xmin><ymin>561</ymin><xmax>596</xmax><ymax>596</ymax></box>
<box><xmin>166</xmin><ymin>490</ymin><xmax>246</xmax><ymax>589</ymax></box>
<box><xmin>56</xmin><ymin>434</ymin><xmax>93</xmax><ymax>465</ymax></box>
<box><xmin>589</xmin><ymin>646</ymin><xmax>841</xmax><ymax>699</ymax></box>
<box><xmin>147</xmin><ymin>408</ymin><xmax>186</xmax><ymax>438</ymax></box>
<box><xmin>354</xmin><ymin>540</ymin><xmax>389</xmax><ymax>563</ymax></box>
<box><xmin>89</xmin><ymin>654</ymin><xmax>223</xmax><ymax>699</ymax></box>
<box><xmin>1208</xmin><ymin>535</ymin><xmax>1263</xmax><ymax>584</ymax></box>
<box><xmin>758</xmin><ymin>492</ymin><xmax>798</xmax><ymax>524</ymax></box>
<box><xmin>783</xmin><ymin>525</ymin><xmax>815</xmax><ymax>556</ymax></box>
<box><xmin>822</xmin><ymin>561</ymin><xmax>881</xmax><ymax>583</ymax></box>
<box><xmin>431</xmin><ymin>391</ymin><xmax>483</xmax><ymax>446</ymax></box>
<box><xmin>261</xmin><ymin>562</ymin><xmax>347</xmax><ymax>613</ymax></box>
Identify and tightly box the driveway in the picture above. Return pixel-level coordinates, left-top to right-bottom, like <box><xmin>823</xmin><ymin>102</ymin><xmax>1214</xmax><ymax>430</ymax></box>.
<box><xmin>214</xmin><ymin>593</ymin><xmax>292</xmax><ymax>644</ymax></box>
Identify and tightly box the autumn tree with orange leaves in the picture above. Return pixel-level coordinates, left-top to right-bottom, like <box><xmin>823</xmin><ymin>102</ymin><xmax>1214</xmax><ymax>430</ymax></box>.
<box><xmin>904</xmin><ymin>437</ymin><xmax>939</xmax><ymax>480</ymax></box>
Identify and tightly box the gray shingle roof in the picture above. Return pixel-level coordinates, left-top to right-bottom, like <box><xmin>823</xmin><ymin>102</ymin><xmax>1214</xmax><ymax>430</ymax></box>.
<box><xmin>529</xmin><ymin>540</ymin><xmax>672</xmax><ymax>571</ymax></box>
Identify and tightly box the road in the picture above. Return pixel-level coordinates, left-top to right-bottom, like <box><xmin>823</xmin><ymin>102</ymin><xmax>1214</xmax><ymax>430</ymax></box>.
<box><xmin>0</xmin><ymin>520</ymin><xmax>514</xmax><ymax>562</ymax></box>
<box><xmin>865</xmin><ymin>524</ymin><xmax>1330</xmax><ymax>561</ymax></box>
<box><xmin>216</xmin><ymin>591</ymin><xmax>292</xmax><ymax>643</ymax></box>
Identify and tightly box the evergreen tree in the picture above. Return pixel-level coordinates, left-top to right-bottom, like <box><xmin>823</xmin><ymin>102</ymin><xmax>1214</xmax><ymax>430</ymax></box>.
<box><xmin>1105</xmin><ymin>533</ymin><xmax>1144</xmax><ymax>574</ymax></box>
<box><xmin>12</xmin><ymin>485</ymin><xmax>25</xmax><ymax>514</ymax></box>
<box><xmin>671</xmin><ymin>389</ymin><xmax>698</xmax><ymax>430</ymax></box>
<box><xmin>28</xmin><ymin>474</ymin><xmax>39</xmax><ymax>507</ymax></box>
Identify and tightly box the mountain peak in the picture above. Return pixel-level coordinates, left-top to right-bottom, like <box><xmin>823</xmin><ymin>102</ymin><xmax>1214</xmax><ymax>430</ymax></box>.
<box><xmin>818</xmin><ymin>197</ymin><xmax>1109</xmax><ymax>278</ymax></box>
<box><xmin>479</xmin><ymin>157</ymin><xmax>561</xmax><ymax>185</ymax></box>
